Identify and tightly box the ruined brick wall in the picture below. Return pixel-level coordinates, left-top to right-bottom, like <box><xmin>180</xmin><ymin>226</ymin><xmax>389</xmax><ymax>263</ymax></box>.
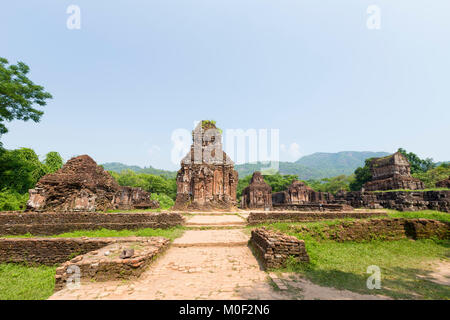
<box><xmin>272</xmin><ymin>203</ymin><xmax>352</xmax><ymax>212</ymax></box>
<box><xmin>241</xmin><ymin>172</ymin><xmax>272</xmax><ymax>209</ymax></box>
<box><xmin>113</xmin><ymin>186</ymin><xmax>159</xmax><ymax>210</ymax></box>
<box><xmin>250</xmin><ymin>227</ymin><xmax>309</xmax><ymax>270</ymax></box>
<box><xmin>289</xmin><ymin>218</ymin><xmax>449</xmax><ymax>242</ymax></box>
<box><xmin>436</xmin><ymin>177</ymin><xmax>450</xmax><ymax>188</ymax></box>
<box><xmin>27</xmin><ymin>155</ymin><xmax>159</xmax><ymax>212</ymax></box>
<box><xmin>247</xmin><ymin>210</ymin><xmax>386</xmax><ymax>225</ymax></box>
<box><xmin>334</xmin><ymin>190</ymin><xmax>450</xmax><ymax>213</ymax></box>
<box><xmin>0</xmin><ymin>237</ymin><xmax>152</xmax><ymax>265</ymax></box>
<box><xmin>271</xmin><ymin>180</ymin><xmax>334</xmax><ymax>205</ymax></box>
<box><xmin>54</xmin><ymin>237</ymin><xmax>170</xmax><ymax>291</ymax></box>
<box><xmin>0</xmin><ymin>211</ymin><xmax>184</xmax><ymax>236</ymax></box>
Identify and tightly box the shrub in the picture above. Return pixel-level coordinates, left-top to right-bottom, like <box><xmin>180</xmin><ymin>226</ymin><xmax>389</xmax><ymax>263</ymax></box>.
<box><xmin>150</xmin><ymin>193</ymin><xmax>174</xmax><ymax>209</ymax></box>
<box><xmin>0</xmin><ymin>189</ymin><xmax>29</xmax><ymax>211</ymax></box>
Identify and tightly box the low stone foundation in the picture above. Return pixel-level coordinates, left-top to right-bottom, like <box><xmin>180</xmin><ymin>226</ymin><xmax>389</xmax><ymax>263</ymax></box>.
<box><xmin>54</xmin><ymin>237</ymin><xmax>169</xmax><ymax>291</ymax></box>
<box><xmin>250</xmin><ymin>227</ymin><xmax>309</xmax><ymax>270</ymax></box>
<box><xmin>0</xmin><ymin>236</ymin><xmax>159</xmax><ymax>265</ymax></box>
<box><xmin>247</xmin><ymin>210</ymin><xmax>386</xmax><ymax>225</ymax></box>
<box><xmin>334</xmin><ymin>190</ymin><xmax>450</xmax><ymax>212</ymax></box>
<box><xmin>289</xmin><ymin>218</ymin><xmax>449</xmax><ymax>242</ymax></box>
<box><xmin>0</xmin><ymin>211</ymin><xmax>184</xmax><ymax>236</ymax></box>
<box><xmin>272</xmin><ymin>203</ymin><xmax>353</xmax><ymax>212</ymax></box>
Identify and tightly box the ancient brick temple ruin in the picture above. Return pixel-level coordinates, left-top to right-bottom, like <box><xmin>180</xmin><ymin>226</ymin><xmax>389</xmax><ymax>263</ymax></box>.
<box><xmin>363</xmin><ymin>152</ymin><xmax>425</xmax><ymax>191</ymax></box>
<box><xmin>436</xmin><ymin>176</ymin><xmax>450</xmax><ymax>188</ymax></box>
<box><xmin>26</xmin><ymin>155</ymin><xmax>159</xmax><ymax>212</ymax></box>
<box><xmin>272</xmin><ymin>180</ymin><xmax>333</xmax><ymax>205</ymax></box>
<box><xmin>241</xmin><ymin>172</ymin><xmax>272</xmax><ymax>209</ymax></box>
<box><xmin>173</xmin><ymin>121</ymin><xmax>238</xmax><ymax>211</ymax></box>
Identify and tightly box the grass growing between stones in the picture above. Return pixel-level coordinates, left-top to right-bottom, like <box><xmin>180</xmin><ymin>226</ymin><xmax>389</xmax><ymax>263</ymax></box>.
<box><xmin>385</xmin><ymin>210</ymin><xmax>450</xmax><ymax>222</ymax></box>
<box><xmin>262</xmin><ymin>222</ymin><xmax>450</xmax><ymax>300</ymax></box>
<box><xmin>4</xmin><ymin>226</ymin><xmax>185</xmax><ymax>241</ymax></box>
<box><xmin>0</xmin><ymin>263</ymin><xmax>56</xmax><ymax>300</ymax></box>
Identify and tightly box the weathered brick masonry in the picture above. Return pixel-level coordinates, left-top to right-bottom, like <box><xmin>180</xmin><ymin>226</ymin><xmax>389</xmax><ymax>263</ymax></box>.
<box><xmin>272</xmin><ymin>203</ymin><xmax>352</xmax><ymax>211</ymax></box>
<box><xmin>0</xmin><ymin>236</ymin><xmax>160</xmax><ymax>265</ymax></box>
<box><xmin>0</xmin><ymin>211</ymin><xmax>184</xmax><ymax>236</ymax></box>
<box><xmin>247</xmin><ymin>210</ymin><xmax>386</xmax><ymax>225</ymax></box>
<box><xmin>54</xmin><ymin>237</ymin><xmax>170</xmax><ymax>291</ymax></box>
<box><xmin>334</xmin><ymin>190</ymin><xmax>450</xmax><ymax>213</ymax></box>
<box><xmin>250</xmin><ymin>227</ymin><xmax>309</xmax><ymax>270</ymax></box>
<box><xmin>288</xmin><ymin>218</ymin><xmax>450</xmax><ymax>242</ymax></box>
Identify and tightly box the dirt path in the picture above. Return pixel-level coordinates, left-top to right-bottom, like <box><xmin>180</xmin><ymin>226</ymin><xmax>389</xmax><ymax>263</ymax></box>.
<box><xmin>49</xmin><ymin>213</ymin><xmax>389</xmax><ymax>300</ymax></box>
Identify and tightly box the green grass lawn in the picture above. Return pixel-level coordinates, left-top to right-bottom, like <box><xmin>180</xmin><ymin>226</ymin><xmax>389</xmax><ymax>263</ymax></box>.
<box><xmin>0</xmin><ymin>263</ymin><xmax>56</xmax><ymax>300</ymax></box>
<box><xmin>262</xmin><ymin>219</ymin><xmax>450</xmax><ymax>300</ymax></box>
<box><xmin>3</xmin><ymin>226</ymin><xmax>185</xmax><ymax>241</ymax></box>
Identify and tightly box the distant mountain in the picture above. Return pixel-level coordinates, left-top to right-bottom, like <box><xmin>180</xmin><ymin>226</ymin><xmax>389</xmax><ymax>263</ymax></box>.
<box><xmin>294</xmin><ymin>151</ymin><xmax>390</xmax><ymax>178</ymax></box>
<box><xmin>101</xmin><ymin>162</ymin><xmax>177</xmax><ymax>179</ymax></box>
<box><xmin>102</xmin><ymin>151</ymin><xmax>391</xmax><ymax>181</ymax></box>
<box><xmin>235</xmin><ymin>151</ymin><xmax>390</xmax><ymax>180</ymax></box>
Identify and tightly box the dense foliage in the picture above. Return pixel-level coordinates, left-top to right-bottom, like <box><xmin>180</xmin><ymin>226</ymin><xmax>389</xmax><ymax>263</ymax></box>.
<box><xmin>109</xmin><ymin>170</ymin><xmax>177</xmax><ymax>200</ymax></box>
<box><xmin>101</xmin><ymin>162</ymin><xmax>176</xmax><ymax>179</ymax></box>
<box><xmin>151</xmin><ymin>193</ymin><xmax>175</xmax><ymax>209</ymax></box>
<box><xmin>0</xmin><ymin>189</ymin><xmax>29</xmax><ymax>211</ymax></box>
<box><xmin>306</xmin><ymin>175</ymin><xmax>353</xmax><ymax>194</ymax></box>
<box><xmin>0</xmin><ymin>148</ymin><xmax>63</xmax><ymax>194</ymax></box>
<box><xmin>237</xmin><ymin>173</ymin><xmax>298</xmax><ymax>199</ymax></box>
<box><xmin>397</xmin><ymin>148</ymin><xmax>435</xmax><ymax>174</ymax></box>
<box><xmin>0</xmin><ymin>148</ymin><xmax>63</xmax><ymax>210</ymax></box>
<box><xmin>349</xmin><ymin>158</ymin><xmax>373</xmax><ymax>191</ymax></box>
<box><xmin>412</xmin><ymin>163</ymin><xmax>450</xmax><ymax>188</ymax></box>
<box><xmin>0</xmin><ymin>58</ymin><xmax>52</xmax><ymax>136</ymax></box>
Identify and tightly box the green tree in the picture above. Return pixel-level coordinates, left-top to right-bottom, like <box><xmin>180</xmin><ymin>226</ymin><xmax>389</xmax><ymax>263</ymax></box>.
<box><xmin>237</xmin><ymin>173</ymin><xmax>297</xmax><ymax>199</ymax></box>
<box><xmin>109</xmin><ymin>170</ymin><xmax>177</xmax><ymax>200</ymax></box>
<box><xmin>349</xmin><ymin>158</ymin><xmax>373</xmax><ymax>191</ymax></box>
<box><xmin>0</xmin><ymin>58</ymin><xmax>52</xmax><ymax>136</ymax></box>
<box><xmin>43</xmin><ymin>151</ymin><xmax>63</xmax><ymax>174</ymax></box>
<box><xmin>412</xmin><ymin>163</ymin><xmax>450</xmax><ymax>188</ymax></box>
<box><xmin>0</xmin><ymin>148</ymin><xmax>46</xmax><ymax>194</ymax></box>
<box><xmin>306</xmin><ymin>175</ymin><xmax>353</xmax><ymax>194</ymax></box>
<box><xmin>397</xmin><ymin>148</ymin><xmax>435</xmax><ymax>174</ymax></box>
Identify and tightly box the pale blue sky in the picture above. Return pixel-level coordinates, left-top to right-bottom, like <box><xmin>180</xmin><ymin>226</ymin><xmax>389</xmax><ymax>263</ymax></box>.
<box><xmin>1</xmin><ymin>1</ymin><xmax>449</xmax><ymax>170</ymax></box>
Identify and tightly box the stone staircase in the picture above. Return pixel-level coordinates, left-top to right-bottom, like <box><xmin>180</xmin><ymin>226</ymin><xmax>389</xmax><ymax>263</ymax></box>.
<box><xmin>175</xmin><ymin>212</ymin><xmax>249</xmax><ymax>246</ymax></box>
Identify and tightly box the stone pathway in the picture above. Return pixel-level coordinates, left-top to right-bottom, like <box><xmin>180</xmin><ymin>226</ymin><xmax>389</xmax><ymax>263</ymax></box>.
<box><xmin>49</xmin><ymin>212</ymin><xmax>389</xmax><ymax>300</ymax></box>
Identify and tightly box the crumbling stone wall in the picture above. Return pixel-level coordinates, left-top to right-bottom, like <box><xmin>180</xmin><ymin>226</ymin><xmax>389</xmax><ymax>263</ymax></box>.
<box><xmin>247</xmin><ymin>210</ymin><xmax>386</xmax><ymax>225</ymax></box>
<box><xmin>0</xmin><ymin>211</ymin><xmax>184</xmax><ymax>236</ymax></box>
<box><xmin>0</xmin><ymin>237</ymin><xmax>152</xmax><ymax>265</ymax></box>
<box><xmin>363</xmin><ymin>152</ymin><xmax>424</xmax><ymax>191</ymax></box>
<box><xmin>271</xmin><ymin>180</ymin><xmax>334</xmax><ymax>206</ymax></box>
<box><xmin>436</xmin><ymin>177</ymin><xmax>450</xmax><ymax>188</ymax></box>
<box><xmin>241</xmin><ymin>172</ymin><xmax>272</xmax><ymax>209</ymax></box>
<box><xmin>272</xmin><ymin>203</ymin><xmax>353</xmax><ymax>212</ymax></box>
<box><xmin>288</xmin><ymin>218</ymin><xmax>449</xmax><ymax>242</ymax></box>
<box><xmin>174</xmin><ymin>121</ymin><xmax>238</xmax><ymax>211</ymax></box>
<box><xmin>250</xmin><ymin>227</ymin><xmax>309</xmax><ymax>270</ymax></box>
<box><xmin>27</xmin><ymin>155</ymin><xmax>159</xmax><ymax>212</ymax></box>
<box><xmin>334</xmin><ymin>190</ymin><xmax>450</xmax><ymax>212</ymax></box>
<box><xmin>54</xmin><ymin>237</ymin><xmax>170</xmax><ymax>291</ymax></box>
